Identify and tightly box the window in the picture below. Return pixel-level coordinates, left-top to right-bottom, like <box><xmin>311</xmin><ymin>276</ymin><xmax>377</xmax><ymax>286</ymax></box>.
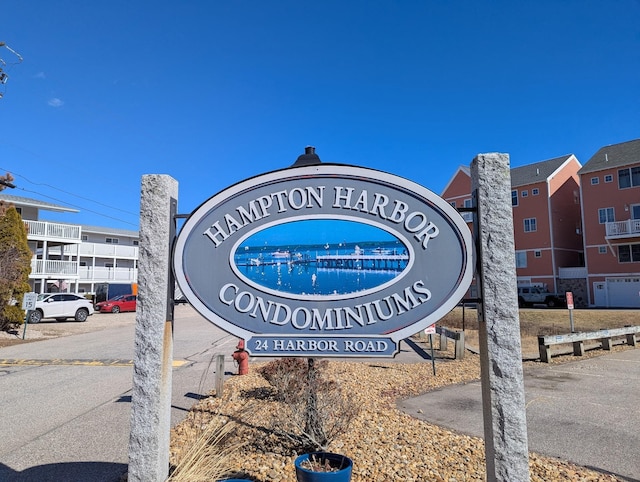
<box><xmin>591</xmin><ymin>177</ymin><xmax>599</xmax><ymax>185</ymax></box>
<box><xmin>598</xmin><ymin>246</ymin><xmax>607</xmax><ymax>254</ymax></box>
<box><xmin>105</xmin><ymin>263</ymin><xmax>114</xmax><ymax>268</ymax></box>
<box><xmin>534</xmin><ymin>250</ymin><xmax>541</xmax><ymax>258</ymax></box>
<box><xmin>79</xmin><ymin>261</ymin><xmax>87</xmax><ymax>266</ymax></box>
<box><xmin>515</xmin><ymin>251</ymin><xmax>527</xmax><ymax>268</ymax></box>
<box><xmin>81</xmin><ymin>235</ymin><xmax>88</xmax><ymax>241</ymax></box>
<box><xmin>604</xmin><ymin>174</ymin><xmax>613</xmax><ymax>183</ymax></box>
<box><xmin>512</xmin><ymin>190</ymin><xmax>518</xmax><ymax>206</ymax></box>
<box><xmin>521</xmin><ymin>190</ymin><xmax>528</xmax><ymax>198</ymax></box>
<box><xmin>598</xmin><ymin>207</ymin><xmax>615</xmax><ymax>224</ymax></box>
<box><xmin>532</xmin><ymin>188</ymin><xmax>539</xmax><ymax>196</ymax></box>
<box><xmin>450</xmin><ymin>201</ymin><xmax>456</xmax><ymax>207</ymax></box>
<box><xmin>618</xmin><ymin>244</ymin><xmax>640</xmax><ymax>263</ymax></box>
<box><xmin>133</xmin><ymin>240</ymin><xmax>139</xmax><ymax>246</ymax></box>
<box><xmin>524</xmin><ymin>218</ymin><xmax>537</xmax><ymax>232</ymax></box>
<box><xmin>16</xmin><ymin>207</ymin><xmax>22</xmax><ymax>215</ymax></box>
<box><xmin>106</xmin><ymin>237</ymin><xmax>119</xmax><ymax>244</ymax></box>
<box><xmin>462</xmin><ymin>198</ymin><xmax>473</xmax><ymax>222</ymax></box>
<box><xmin>618</xmin><ymin>166</ymin><xmax>640</xmax><ymax>189</ymax></box>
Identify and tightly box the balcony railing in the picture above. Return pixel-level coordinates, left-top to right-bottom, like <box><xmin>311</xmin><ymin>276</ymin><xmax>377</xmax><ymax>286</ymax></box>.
<box><xmin>61</xmin><ymin>243</ymin><xmax>139</xmax><ymax>258</ymax></box>
<box><xmin>78</xmin><ymin>266</ymin><xmax>138</xmax><ymax>282</ymax></box>
<box><xmin>25</xmin><ymin>220</ymin><xmax>82</xmax><ymax>243</ymax></box>
<box><xmin>558</xmin><ymin>267</ymin><xmax>587</xmax><ymax>279</ymax></box>
<box><xmin>30</xmin><ymin>259</ymin><xmax>79</xmax><ymax>278</ymax></box>
<box><xmin>606</xmin><ymin>219</ymin><xmax>640</xmax><ymax>238</ymax></box>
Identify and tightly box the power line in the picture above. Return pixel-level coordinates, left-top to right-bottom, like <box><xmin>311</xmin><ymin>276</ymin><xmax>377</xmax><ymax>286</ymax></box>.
<box><xmin>0</xmin><ymin>166</ymin><xmax>139</xmax><ymax>218</ymax></box>
<box><xmin>14</xmin><ymin>185</ymin><xmax>138</xmax><ymax>228</ymax></box>
<box><xmin>1</xmin><ymin>166</ymin><xmax>138</xmax><ymax>216</ymax></box>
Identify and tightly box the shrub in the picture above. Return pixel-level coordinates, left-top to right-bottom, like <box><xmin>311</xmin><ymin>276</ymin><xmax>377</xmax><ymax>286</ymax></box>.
<box><xmin>257</xmin><ymin>358</ymin><xmax>359</xmax><ymax>452</ymax></box>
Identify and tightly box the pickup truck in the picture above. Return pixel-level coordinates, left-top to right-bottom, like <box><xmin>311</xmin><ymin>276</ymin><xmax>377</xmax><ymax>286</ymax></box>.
<box><xmin>517</xmin><ymin>286</ymin><xmax>566</xmax><ymax>308</ymax></box>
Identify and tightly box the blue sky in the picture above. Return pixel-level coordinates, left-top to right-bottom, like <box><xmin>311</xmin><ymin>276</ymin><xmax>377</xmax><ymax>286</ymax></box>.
<box><xmin>2</xmin><ymin>1</ymin><xmax>639</xmax><ymax>231</ymax></box>
<box><xmin>238</xmin><ymin>220</ymin><xmax>396</xmax><ymax>247</ymax></box>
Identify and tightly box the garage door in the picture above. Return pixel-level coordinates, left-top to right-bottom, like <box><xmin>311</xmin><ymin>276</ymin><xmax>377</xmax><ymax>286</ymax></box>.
<box><xmin>607</xmin><ymin>277</ymin><xmax>640</xmax><ymax>308</ymax></box>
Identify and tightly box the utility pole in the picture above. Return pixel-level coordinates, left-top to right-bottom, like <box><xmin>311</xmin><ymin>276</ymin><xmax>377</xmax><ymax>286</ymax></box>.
<box><xmin>0</xmin><ymin>41</ymin><xmax>24</xmax><ymax>99</ymax></box>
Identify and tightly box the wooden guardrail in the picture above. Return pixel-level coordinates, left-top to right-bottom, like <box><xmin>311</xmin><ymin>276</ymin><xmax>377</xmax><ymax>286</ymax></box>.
<box><xmin>436</xmin><ymin>326</ymin><xmax>465</xmax><ymax>359</ymax></box>
<box><xmin>538</xmin><ymin>326</ymin><xmax>639</xmax><ymax>363</ymax></box>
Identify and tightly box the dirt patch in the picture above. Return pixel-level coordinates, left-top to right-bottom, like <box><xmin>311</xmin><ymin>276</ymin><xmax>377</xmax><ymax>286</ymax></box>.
<box><xmin>440</xmin><ymin>306</ymin><xmax>639</xmax><ymax>357</ymax></box>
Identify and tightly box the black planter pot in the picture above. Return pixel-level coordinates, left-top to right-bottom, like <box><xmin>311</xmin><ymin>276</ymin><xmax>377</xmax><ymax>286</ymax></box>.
<box><xmin>294</xmin><ymin>452</ymin><xmax>353</xmax><ymax>482</ymax></box>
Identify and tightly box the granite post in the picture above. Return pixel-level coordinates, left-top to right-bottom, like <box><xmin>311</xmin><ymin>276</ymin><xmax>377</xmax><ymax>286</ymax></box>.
<box><xmin>471</xmin><ymin>153</ymin><xmax>530</xmax><ymax>481</ymax></box>
<box><xmin>128</xmin><ymin>175</ymin><xmax>178</xmax><ymax>482</ymax></box>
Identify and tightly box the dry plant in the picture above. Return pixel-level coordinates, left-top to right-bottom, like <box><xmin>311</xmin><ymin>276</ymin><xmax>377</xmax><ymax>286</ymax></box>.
<box><xmin>300</xmin><ymin>453</ymin><xmax>348</xmax><ymax>472</ymax></box>
<box><xmin>168</xmin><ymin>415</ymin><xmax>244</xmax><ymax>482</ymax></box>
<box><xmin>258</xmin><ymin>358</ymin><xmax>360</xmax><ymax>452</ymax></box>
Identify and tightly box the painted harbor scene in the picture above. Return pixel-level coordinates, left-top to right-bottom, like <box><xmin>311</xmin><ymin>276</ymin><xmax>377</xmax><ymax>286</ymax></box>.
<box><xmin>232</xmin><ymin>219</ymin><xmax>410</xmax><ymax>298</ymax></box>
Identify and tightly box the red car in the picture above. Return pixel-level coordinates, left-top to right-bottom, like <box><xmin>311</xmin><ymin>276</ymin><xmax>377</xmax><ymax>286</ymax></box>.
<box><xmin>95</xmin><ymin>294</ymin><xmax>137</xmax><ymax>313</ymax></box>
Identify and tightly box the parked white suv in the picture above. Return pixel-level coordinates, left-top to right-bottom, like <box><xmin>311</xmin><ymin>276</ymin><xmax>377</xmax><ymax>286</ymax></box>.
<box><xmin>517</xmin><ymin>286</ymin><xmax>566</xmax><ymax>308</ymax></box>
<box><xmin>28</xmin><ymin>293</ymin><xmax>94</xmax><ymax>323</ymax></box>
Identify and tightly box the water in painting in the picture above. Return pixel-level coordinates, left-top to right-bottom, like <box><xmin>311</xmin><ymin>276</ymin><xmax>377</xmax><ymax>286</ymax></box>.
<box><xmin>233</xmin><ymin>219</ymin><xmax>409</xmax><ymax>297</ymax></box>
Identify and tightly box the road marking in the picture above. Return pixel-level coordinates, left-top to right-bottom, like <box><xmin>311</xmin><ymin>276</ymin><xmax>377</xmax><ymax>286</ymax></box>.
<box><xmin>0</xmin><ymin>359</ymin><xmax>189</xmax><ymax>367</ymax></box>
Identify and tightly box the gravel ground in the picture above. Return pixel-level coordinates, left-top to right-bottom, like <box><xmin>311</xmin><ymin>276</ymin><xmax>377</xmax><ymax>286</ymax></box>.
<box><xmin>170</xmin><ymin>344</ymin><xmax>627</xmax><ymax>482</ymax></box>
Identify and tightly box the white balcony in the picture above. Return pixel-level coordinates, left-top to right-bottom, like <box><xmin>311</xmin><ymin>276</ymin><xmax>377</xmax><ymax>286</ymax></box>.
<box><xmin>25</xmin><ymin>220</ymin><xmax>82</xmax><ymax>243</ymax></box>
<box><xmin>78</xmin><ymin>266</ymin><xmax>138</xmax><ymax>283</ymax></box>
<box><xmin>63</xmin><ymin>243</ymin><xmax>139</xmax><ymax>258</ymax></box>
<box><xmin>558</xmin><ymin>267</ymin><xmax>587</xmax><ymax>279</ymax></box>
<box><xmin>606</xmin><ymin>219</ymin><xmax>640</xmax><ymax>239</ymax></box>
<box><xmin>30</xmin><ymin>259</ymin><xmax>79</xmax><ymax>278</ymax></box>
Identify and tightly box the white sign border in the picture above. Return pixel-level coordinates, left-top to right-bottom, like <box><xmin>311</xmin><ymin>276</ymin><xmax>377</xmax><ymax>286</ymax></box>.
<box><xmin>173</xmin><ymin>163</ymin><xmax>474</xmax><ymax>343</ymax></box>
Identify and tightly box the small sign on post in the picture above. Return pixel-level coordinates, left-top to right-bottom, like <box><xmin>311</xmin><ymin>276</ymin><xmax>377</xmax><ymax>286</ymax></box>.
<box><xmin>566</xmin><ymin>291</ymin><xmax>574</xmax><ymax>310</ymax></box>
<box><xmin>424</xmin><ymin>324</ymin><xmax>437</xmax><ymax>375</ymax></box>
<box><xmin>566</xmin><ymin>291</ymin><xmax>575</xmax><ymax>333</ymax></box>
<box><xmin>22</xmin><ymin>292</ymin><xmax>37</xmax><ymax>311</ymax></box>
<box><xmin>22</xmin><ymin>292</ymin><xmax>37</xmax><ymax>339</ymax></box>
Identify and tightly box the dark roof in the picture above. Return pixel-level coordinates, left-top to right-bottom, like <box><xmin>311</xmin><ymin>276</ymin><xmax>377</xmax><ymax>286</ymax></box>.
<box><xmin>510</xmin><ymin>154</ymin><xmax>575</xmax><ymax>187</ymax></box>
<box><xmin>577</xmin><ymin>138</ymin><xmax>640</xmax><ymax>175</ymax></box>
<box><xmin>0</xmin><ymin>193</ymin><xmax>78</xmax><ymax>213</ymax></box>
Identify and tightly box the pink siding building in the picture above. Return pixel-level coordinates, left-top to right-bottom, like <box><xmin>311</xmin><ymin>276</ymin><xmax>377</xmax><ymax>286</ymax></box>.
<box><xmin>442</xmin><ymin>155</ymin><xmax>583</xmax><ymax>294</ymax></box>
<box><xmin>578</xmin><ymin>139</ymin><xmax>640</xmax><ymax>307</ymax></box>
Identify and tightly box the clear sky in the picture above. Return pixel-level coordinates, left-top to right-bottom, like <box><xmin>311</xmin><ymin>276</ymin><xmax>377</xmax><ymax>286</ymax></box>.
<box><xmin>2</xmin><ymin>1</ymin><xmax>639</xmax><ymax>231</ymax></box>
<box><xmin>238</xmin><ymin>220</ymin><xmax>396</xmax><ymax>248</ymax></box>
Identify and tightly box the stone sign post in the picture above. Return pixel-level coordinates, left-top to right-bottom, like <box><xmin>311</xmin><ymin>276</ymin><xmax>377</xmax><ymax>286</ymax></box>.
<box><xmin>128</xmin><ymin>175</ymin><xmax>178</xmax><ymax>482</ymax></box>
<box><xmin>471</xmin><ymin>153</ymin><xmax>530</xmax><ymax>481</ymax></box>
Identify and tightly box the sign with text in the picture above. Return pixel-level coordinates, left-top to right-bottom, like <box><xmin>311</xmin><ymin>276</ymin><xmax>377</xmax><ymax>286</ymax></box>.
<box><xmin>173</xmin><ymin>164</ymin><xmax>473</xmax><ymax>357</ymax></box>
<box><xmin>566</xmin><ymin>291</ymin><xmax>574</xmax><ymax>310</ymax></box>
<box><xmin>22</xmin><ymin>292</ymin><xmax>37</xmax><ymax>311</ymax></box>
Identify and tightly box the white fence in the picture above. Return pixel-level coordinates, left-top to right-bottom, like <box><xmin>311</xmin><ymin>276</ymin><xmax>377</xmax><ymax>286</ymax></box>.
<box><xmin>558</xmin><ymin>267</ymin><xmax>587</xmax><ymax>279</ymax></box>
<box><xmin>78</xmin><ymin>266</ymin><xmax>138</xmax><ymax>282</ymax></box>
<box><xmin>63</xmin><ymin>243</ymin><xmax>139</xmax><ymax>258</ymax></box>
<box><xmin>25</xmin><ymin>220</ymin><xmax>81</xmax><ymax>242</ymax></box>
<box><xmin>30</xmin><ymin>259</ymin><xmax>79</xmax><ymax>277</ymax></box>
<box><xmin>606</xmin><ymin>219</ymin><xmax>640</xmax><ymax>237</ymax></box>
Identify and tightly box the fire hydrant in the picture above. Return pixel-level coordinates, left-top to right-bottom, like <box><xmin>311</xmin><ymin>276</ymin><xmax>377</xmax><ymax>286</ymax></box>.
<box><xmin>232</xmin><ymin>339</ymin><xmax>249</xmax><ymax>375</ymax></box>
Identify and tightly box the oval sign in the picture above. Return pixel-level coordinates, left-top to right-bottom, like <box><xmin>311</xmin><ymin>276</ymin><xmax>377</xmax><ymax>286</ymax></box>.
<box><xmin>173</xmin><ymin>164</ymin><xmax>473</xmax><ymax>358</ymax></box>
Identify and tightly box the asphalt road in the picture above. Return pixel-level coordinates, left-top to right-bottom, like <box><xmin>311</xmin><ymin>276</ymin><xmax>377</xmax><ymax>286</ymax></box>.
<box><xmin>399</xmin><ymin>348</ymin><xmax>640</xmax><ymax>481</ymax></box>
<box><xmin>0</xmin><ymin>305</ymin><xmax>241</xmax><ymax>482</ymax></box>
